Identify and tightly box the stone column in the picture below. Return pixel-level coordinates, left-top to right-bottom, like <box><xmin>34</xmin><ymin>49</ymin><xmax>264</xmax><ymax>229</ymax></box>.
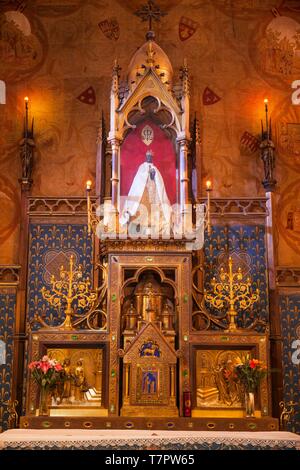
<box><xmin>266</xmin><ymin>191</ymin><xmax>283</xmax><ymax>417</ymax></box>
<box><xmin>109</xmin><ymin>137</ymin><xmax>121</xmax><ymax>233</ymax></box>
<box><xmin>178</xmin><ymin>138</ymin><xmax>189</xmax><ymax>220</ymax></box>
<box><xmin>170</xmin><ymin>365</ymin><xmax>175</xmax><ymax>398</ymax></box>
<box><xmin>110</xmin><ymin>138</ymin><xmax>121</xmax><ymax>209</ymax></box>
<box><xmin>124</xmin><ymin>364</ymin><xmax>130</xmax><ymax>404</ymax></box>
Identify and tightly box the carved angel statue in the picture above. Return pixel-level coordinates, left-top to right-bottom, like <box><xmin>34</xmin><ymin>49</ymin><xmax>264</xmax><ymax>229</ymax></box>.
<box><xmin>73</xmin><ymin>359</ymin><xmax>89</xmax><ymax>402</ymax></box>
<box><xmin>214</xmin><ymin>359</ymin><xmax>242</xmax><ymax>406</ymax></box>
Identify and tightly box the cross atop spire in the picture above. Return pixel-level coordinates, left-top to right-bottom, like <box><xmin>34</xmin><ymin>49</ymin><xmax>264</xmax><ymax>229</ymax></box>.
<box><xmin>135</xmin><ymin>0</ymin><xmax>167</xmax><ymax>38</ymax></box>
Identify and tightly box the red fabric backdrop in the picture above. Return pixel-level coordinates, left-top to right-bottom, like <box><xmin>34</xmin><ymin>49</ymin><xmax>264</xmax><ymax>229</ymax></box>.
<box><xmin>120</xmin><ymin>120</ymin><xmax>177</xmax><ymax>204</ymax></box>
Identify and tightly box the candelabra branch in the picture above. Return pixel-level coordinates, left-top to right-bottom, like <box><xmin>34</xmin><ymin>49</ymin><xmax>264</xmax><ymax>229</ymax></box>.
<box><xmin>86</xmin><ymin>181</ymin><xmax>100</xmax><ymax>234</ymax></box>
<box><xmin>279</xmin><ymin>401</ymin><xmax>296</xmax><ymax>430</ymax></box>
<box><xmin>40</xmin><ymin>255</ymin><xmax>97</xmax><ymax>330</ymax></box>
<box><xmin>205</xmin><ymin>257</ymin><xmax>259</xmax><ymax>332</ymax></box>
<box><xmin>3</xmin><ymin>400</ymin><xmax>19</xmax><ymax>429</ymax></box>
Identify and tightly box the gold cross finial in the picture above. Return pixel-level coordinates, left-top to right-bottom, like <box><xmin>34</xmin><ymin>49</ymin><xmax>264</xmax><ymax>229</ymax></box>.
<box><xmin>135</xmin><ymin>0</ymin><xmax>167</xmax><ymax>34</ymax></box>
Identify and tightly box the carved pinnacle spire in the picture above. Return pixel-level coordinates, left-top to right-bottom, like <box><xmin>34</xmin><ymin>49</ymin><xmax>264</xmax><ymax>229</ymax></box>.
<box><xmin>192</xmin><ymin>114</ymin><xmax>201</xmax><ymax>144</ymax></box>
<box><xmin>111</xmin><ymin>59</ymin><xmax>121</xmax><ymax>95</ymax></box>
<box><xmin>180</xmin><ymin>58</ymin><xmax>190</xmax><ymax>96</ymax></box>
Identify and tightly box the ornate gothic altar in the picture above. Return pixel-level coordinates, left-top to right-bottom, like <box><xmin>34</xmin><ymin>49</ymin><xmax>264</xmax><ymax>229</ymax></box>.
<box><xmin>18</xmin><ymin>7</ymin><xmax>279</xmax><ymax>432</ymax></box>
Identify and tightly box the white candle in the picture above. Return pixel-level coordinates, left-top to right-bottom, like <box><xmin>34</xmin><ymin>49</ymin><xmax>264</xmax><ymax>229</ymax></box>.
<box><xmin>86</xmin><ymin>180</ymin><xmax>92</xmax><ymax>234</ymax></box>
<box><xmin>206</xmin><ymin>180</ymin><xmax>212</xmax><ymax>235</ymax></box>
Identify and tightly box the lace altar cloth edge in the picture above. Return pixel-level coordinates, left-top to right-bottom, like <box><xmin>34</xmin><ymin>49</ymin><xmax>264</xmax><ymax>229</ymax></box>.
<box><xmin>0</xmin><ymin>430</ymin><xmax>300</xmax><ymax>450</ymax></box>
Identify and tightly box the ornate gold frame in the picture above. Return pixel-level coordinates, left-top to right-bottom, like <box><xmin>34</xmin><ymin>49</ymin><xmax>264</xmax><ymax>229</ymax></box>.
<box><xmin>25</xmin><ymin>330</ymin><xmax>108</xmax><ymax>417</ymax></box>
<box><xmin>190</xmin><ymin>331</ymin><xmax>270</xmax><ymax>418</ymax></box>
<box><xmin>107</xmin><ymin>248</ymin><xmax>192</xmax><ymax>416</ymax></box>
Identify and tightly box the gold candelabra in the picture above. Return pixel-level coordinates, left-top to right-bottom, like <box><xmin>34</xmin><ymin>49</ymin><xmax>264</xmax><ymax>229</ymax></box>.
<box><xmin>279</xmin><ymin>401</ymin><xmax>295</xmax><ymax>430</ymax></box>
<box><xmin>205</xmin><ymin>257</ymin><xmax>259</xmax><ymax>332</ymax></box>
<box><xmin>41</xmin><ymin>255</ymin><xmax>97</xmax><ymax>330</ymax></box>
<box><xmin>3</xmin><ymin>399</ymin><xmax>18</xmax><ymax>429</ymax></box>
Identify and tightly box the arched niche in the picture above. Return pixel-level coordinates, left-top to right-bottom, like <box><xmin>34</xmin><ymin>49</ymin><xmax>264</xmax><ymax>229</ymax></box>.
<box><xmin>120</xmin><ymin>104</ymin><xmax>178</xmax><ymax>208</ymax></box>
<box><xmin>120</xmin><ymin>267</ymin><xmax>178</xmax><ymax>338</ymax></box>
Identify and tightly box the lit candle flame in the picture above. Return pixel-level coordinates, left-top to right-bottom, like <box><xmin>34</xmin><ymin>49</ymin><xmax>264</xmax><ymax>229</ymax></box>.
<box><xmin>206</xmin><ymin>180</ymin><xmax>212</xmax><ymax>190</ymax></box>
<box><xmin>86</xmin><ymin>180</ymin><xmax>92</xmax><ymax>190</ymax></box>
<box><xmin>264</xmin><ymin>98</ymin><xmax>268</xmax><ymax>104</ymax></box>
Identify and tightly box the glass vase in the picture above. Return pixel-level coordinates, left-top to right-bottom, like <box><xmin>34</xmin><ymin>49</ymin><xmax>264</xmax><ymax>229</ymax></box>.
<box><xmin>245</xmin><ymin>391</ymin><xmax>255</xmax><ymax>417</ymax></box>
<box><xmin>39</xmin><ymin>386</ymin><xmax>50</xmax><ymax>416</ymax></box>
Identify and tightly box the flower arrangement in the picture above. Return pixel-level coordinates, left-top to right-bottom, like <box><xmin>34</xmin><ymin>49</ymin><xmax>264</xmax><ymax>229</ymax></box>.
<box><xmin>29</xmin><ymin>355</ymin><xmax>64</xmax><ymax>388</ymax></box>
<box><xmin>29</xmin><ymin>355</ymin><xmax>64</xmax><ymax>415</ymax></box>
<box><xmin>235</xmin><ymin>357</ymin><xmax>267</xmax><ymax>393</ymax></box>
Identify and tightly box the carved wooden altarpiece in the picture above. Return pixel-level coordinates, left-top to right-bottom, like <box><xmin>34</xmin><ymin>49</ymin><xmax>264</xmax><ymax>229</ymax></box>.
<box><xmin>19</xmin><ymin>17</ymin><xmax>279</xmax><ymax>431</ymax></box>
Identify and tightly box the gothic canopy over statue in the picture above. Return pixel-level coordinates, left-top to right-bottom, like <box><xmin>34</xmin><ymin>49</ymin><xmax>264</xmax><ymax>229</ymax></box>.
<box><xmin>127</xmin><ymin>34</ymin><xmax>173</xmax><ymax>90</ymax></box>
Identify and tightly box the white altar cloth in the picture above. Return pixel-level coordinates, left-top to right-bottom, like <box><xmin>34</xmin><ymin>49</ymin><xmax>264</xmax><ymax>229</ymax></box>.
<box><xmin>0</xmin><ymin>429</ymin><xmax>300</xmax><ymax>450</ymax></box>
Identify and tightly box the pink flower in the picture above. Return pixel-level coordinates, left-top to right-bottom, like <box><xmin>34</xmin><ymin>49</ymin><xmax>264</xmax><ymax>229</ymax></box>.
<box><xmin>249</xmin><ymin>359</ymin><xmax>260</xmax><ymax>369</ymax></box>
<box><xmin>28</xmin><ymin>361</ymin><xmax>38</xmax><ymax>370</ymax></box>
<box><xmin>40</xmin><ymin>361</ymin><xmax>51</xmax><ymax>374</ymax></box>
<box><xmin>28</xmin><ymin>356</ymin><xmax>64</xmax><ymax>382</ymax></box>
<box><xmin>223</xmin><ymin>369</ymin><xmax>232</xmax><ymax>380</ymax></box>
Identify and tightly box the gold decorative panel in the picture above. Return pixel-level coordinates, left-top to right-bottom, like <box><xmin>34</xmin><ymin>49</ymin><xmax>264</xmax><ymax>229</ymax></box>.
<box><xmin>25</xmin><ymin>330</ymin><xmax>108</xmax><ymax>417</ymax></box>
<box><xmin>196</xmin><ymin>349</ymin><xmax>249</xmax><ymax>409</ymax></box>
<box><xmin>136</xmin><ymin>364</ymin><xmax>163</xmax><ymax>404</ymax></box>
<box><xmin>121</xmin><ymin>322</ymin><xmax>178</xmax><ymax>417</ymax></box>
<box><xmin>47</xmin><ymin>348</ymin><xmax>103</xmax><ymax>410</ymax></box>
<box><xmin>191</xmin><ymin>332</ymin><xmax>270</xmax><ymax>418</ymax></box>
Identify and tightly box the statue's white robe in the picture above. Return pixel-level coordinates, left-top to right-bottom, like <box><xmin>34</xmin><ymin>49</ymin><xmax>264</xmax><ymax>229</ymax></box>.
<box><xmin>120</xmin><ymin>162</ymin><xmax>171</xmax><ymax>226</ymax></box>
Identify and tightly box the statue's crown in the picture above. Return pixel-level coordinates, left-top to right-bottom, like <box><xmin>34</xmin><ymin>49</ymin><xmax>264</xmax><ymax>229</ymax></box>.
<box><xmin>146</xmin><ymin>149</ymin><xmax>153</xmax><ymax>162</ymax></box>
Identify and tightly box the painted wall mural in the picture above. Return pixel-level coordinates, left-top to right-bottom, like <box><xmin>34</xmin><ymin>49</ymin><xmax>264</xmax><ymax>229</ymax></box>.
<box><xmin>0</xmin><ymin>10</ymin><xmax>48</xmax><ymax>84</ymax></box>
<box><xmin>0</xmin><ymin>3</ymin><xmax>300</xmax><ymax>264</ymax></box>
<box><xmin>0</xmin><ymin>175</ymin><xmax>19</xmax><ymax>248</ymax></box>
<box><xmin>212</xmin><ymin>0</ymin><xmax>276</xmax><ymax>19</ymax></box>
<box><xmin>115</xmin><ymin>1</ymin><xmax>182</xmax><ymax>13</ymax></box>
<box><xmin>279</xmin><ymin>295</ymin><xmax>300</xmax><ymax>434</ymax></box>
<box><xmin>251</xmin><ymin>13</ymin><xmax>300</xmax><ymax>89</ymax></box>
<box><xmin>277</xmin><ymin>178</ymin><xmax>300</xmax><ymax>265</ymax></box>
<box><xmin>274</xmin><ymin>101</ymin><xmax>300</xmax><ymax>171</ymax></box>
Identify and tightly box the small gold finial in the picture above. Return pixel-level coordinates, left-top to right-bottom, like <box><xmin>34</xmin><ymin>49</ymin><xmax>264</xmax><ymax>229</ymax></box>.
<box><xmin>146</xmin><ymin>40</ymin><xmax>155</xmax><ymax>66</ymax></box>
